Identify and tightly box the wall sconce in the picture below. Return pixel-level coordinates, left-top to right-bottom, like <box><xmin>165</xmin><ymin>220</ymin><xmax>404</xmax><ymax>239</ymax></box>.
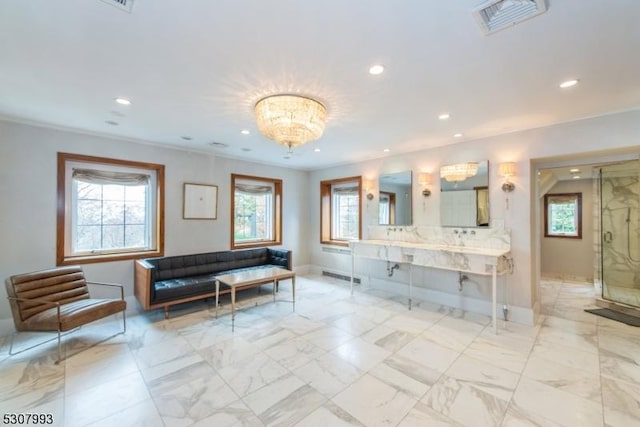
<box><xmin>418</xmin><ymin>172</ymin><xmax>432</xmax><ymax>196</ymax></box>
<box><xmin>363</xmin><ymin>179</ymin><xmax>374</xmax><ymax>200</ymax></box>
<box><xmin>499</xmin><ymin>162</ymin><xmax>516</xmax><ymax>192</ymax></box>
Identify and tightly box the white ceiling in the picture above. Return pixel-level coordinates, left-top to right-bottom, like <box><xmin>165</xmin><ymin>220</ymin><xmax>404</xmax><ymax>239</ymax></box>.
<box><xmin>1</xmin><ymin>1</ymin><xmax>639</xmax><ymax>170</ymax></box>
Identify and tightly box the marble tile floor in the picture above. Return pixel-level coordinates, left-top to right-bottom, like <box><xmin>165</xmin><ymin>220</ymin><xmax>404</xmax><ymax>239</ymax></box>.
<box><xmin>1</xmin><ymin>275</ymin><xmax>640</xmax><ymax>426</ymax></box>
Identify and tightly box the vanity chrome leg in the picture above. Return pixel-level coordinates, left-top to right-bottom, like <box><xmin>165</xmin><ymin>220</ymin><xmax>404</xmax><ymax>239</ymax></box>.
<box><xmin>350</xmin><ymin>253</ymin><xmax>355</xmax><ymax>296</ymax></box>
<box><xmin>408</xmin><ymin>264</ymin><xmax>413</xmax><ymax>310</ymax></box>
<box><xmin>492</xmin><ymin>265</ymin><xmax>497</xmax><ymax>334</ymax></box>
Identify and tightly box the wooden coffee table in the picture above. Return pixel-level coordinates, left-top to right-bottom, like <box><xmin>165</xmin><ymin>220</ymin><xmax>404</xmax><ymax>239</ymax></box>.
<box><xmin>215</xmin><ymin>267</ymin><xmax>295</xmax><ymax>331</ymax></box>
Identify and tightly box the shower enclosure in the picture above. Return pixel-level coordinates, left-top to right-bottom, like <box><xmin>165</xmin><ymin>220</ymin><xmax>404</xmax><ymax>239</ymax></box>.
<box><xmin>600</xmin><ymin>160</ymin><xmax>640</xmax><ymax>308</ymax></box>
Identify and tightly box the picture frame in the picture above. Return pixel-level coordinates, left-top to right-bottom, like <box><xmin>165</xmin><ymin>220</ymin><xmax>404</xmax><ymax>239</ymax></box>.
<box><xmin>183</xmin><ymin>183</ymin><xmax>218</xmax><ymax>220</ymax></box>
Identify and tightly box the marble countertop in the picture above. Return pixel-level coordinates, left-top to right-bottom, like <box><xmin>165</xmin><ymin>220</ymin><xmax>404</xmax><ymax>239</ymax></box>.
<box><xmin>350</xmin><ymin>239</ymin><xmax>510</xmax><ymax>258</ymax></box>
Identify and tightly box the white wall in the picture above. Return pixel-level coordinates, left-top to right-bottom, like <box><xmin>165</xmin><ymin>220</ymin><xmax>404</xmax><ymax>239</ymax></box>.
<box><xmin>1</xmin><ymin>109</ymin><xmax>639</xmax><ymax>331</ymax></box>
<box><xmin>309</xmin><ymin>109</ymin><xmax>640</xmax><ymax>323</ymax></box>
<box><xmin>541</xmin><ymin>179</ymin><xmax>594</xmax><ymax>280</ymax></box>
<box><xmin>0</xmin><ymin>120</ymin><xmax>310</xmax><ymax>334</ymax></box>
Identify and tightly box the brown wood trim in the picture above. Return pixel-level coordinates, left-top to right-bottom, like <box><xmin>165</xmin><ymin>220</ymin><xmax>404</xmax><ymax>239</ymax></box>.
<box><xmin>56</xmin><ymin>152</ymin><xmax>165</xmax><ymax>266</ymax></box>
<box><xmin>230</xmin><ymin>173</ymin><xmax>283</xmax><ymax>250</ymax></box>
<box><xmin>134</xmin><ymin>259</ymin><xmax>152</xmax><ymax>310</ymax></box>
<box><xmin>144</xmin><ymin>290</ymin><xmax>227</xmax><ymax>312</ymax></box>
<box><xmin>320</xmin><ymin>175</ymin><xmax>362</xmax><ymax>245</ymax></box>
<box><xmin>59</xmin><ymin>250</ymin><xmax>163</xmax><ymax>266</ymax></box>
<box><xmin>56</xmin><ymin>154</ymin><xmax>66</xmax><ymax>266</ymax></box>
<box><xmin>379</xmin><ymin>191</ymin><xmax>396</xmax><ymax>224</ymax></box>
<box><xmin>320</xmin><ymin>181</ymin><xmax>331</xmax><ymax>244</ymax></box>
<box><xmin>157</xmin><ymin>163</ymin><xmax>165</xmax><ymax>257</ymax></box>
<box><xmin>543</xmin><ymin>192</ymin><xmax>583</xmax><ymax>239</ymax></box>
<box><xmin>321</xmin><ymin>240</ymin><xmax>351</xmax><ymax>247</ymax></box>
<box><xmin>232</xmin><ymin>241</ymin><xmax>282</xmax><ymax>250</ymax></box>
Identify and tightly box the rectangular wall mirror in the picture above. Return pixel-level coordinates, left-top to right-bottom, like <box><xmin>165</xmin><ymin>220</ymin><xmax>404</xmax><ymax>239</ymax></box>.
<box><xmin>379</xmin><ymin>171</ymin><xmax>412</xmax><ymax>225</ymax></box>
<box><xmin>440</xmin><ymin>160</ymin><xmax>489</xmax><ymax>227</ymax></box>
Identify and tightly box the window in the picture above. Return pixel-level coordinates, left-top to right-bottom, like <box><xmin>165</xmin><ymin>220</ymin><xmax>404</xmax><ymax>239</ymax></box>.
<box><xmin>378</xmin><ymin>191</ymin><xmax>396</xmax><ymax>225</ymax></box>
<box><xmin>231</xmin><ymin>174</ymin><xmax>282</xmax><ymax>249</ymax></box>
<box><xmin>321</xmin><ymin>176</ymin><xmax>362</xmax><ymax>246</ymax></box>
<box><xmin>544</xmin><ymin>192</ymin><xmax>582</xmax><ymax>238</ymax></box>
<box><xmin>57</xmin><ymin>153</ymin><xmax>164</xmax><ymax>265</ymax></box>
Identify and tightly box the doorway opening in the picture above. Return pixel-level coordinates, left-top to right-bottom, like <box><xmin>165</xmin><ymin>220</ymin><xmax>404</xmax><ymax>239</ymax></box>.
<box><xmin>534</xmin><ymin>154</ymin><xmax>640</xmax><ymax>321</ymax></box>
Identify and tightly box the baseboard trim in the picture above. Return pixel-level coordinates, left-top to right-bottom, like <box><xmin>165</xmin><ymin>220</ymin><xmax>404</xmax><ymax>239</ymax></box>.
<box><xmin>307</xmin><ymin>265</ymin><xmax>535</xmax><ymax>326</ymax></box>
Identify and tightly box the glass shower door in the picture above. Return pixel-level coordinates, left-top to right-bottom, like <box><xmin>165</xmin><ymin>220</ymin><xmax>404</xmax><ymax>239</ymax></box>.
<box><xmin>600</xmin><ymin>161</ymin><xmax>640</xmax><ymax>307</ymax></box>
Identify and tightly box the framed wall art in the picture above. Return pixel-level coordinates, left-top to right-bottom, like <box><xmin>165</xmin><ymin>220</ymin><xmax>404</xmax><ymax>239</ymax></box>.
<box><xmin>183</xmin><ymin>183</ymin><xmax>218</xmax><ymax>220</ymax></box>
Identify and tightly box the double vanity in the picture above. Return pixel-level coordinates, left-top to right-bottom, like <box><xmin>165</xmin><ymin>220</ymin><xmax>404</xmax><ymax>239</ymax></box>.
<box><xmin>349</xmin><ymin>226</ymin><xmax>512</xmax><ymax>333</ymax></box>
<box><xmin>352</xmin><ymin>161</ymin><xmax>513</xmax><ymax>332</ymax></box>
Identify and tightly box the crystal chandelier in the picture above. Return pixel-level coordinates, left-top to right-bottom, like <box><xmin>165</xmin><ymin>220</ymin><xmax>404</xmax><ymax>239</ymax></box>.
<box><xmin>440</xmin><ymin>162</ymin><xmax>479</xmax><ymax>183</ymax></box>
<box><xmin>254</xmin><ymin>94</ymin><xmax>327</xmax><ymax>149</ymax></box>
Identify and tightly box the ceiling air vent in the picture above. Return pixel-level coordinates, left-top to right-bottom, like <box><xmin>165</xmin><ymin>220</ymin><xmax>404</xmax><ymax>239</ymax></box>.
<box><xmin>99</xmin><ymin>0</ymin><xmax>134</xmax><ymax>13</ymax></box>
<box><xmin>473</xmin><ymin>0</ymin><xmax>547</xmax><ymax>35</ymax></box>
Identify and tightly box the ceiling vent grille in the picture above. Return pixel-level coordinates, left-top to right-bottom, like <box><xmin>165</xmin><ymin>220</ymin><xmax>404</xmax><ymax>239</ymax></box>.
<box><xmin>100</xmin><ymin>0</ymin><xmax>134</xmax><ymax>13</ymax></box>
<box><xmin>473</xmin><ymin>0</ymin><xmax>547</xmax><ymax>35</ymax></box>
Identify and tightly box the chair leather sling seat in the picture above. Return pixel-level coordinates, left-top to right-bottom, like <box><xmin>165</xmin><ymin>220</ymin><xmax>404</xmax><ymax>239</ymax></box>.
<box><xmin>21</xmin><ymin>298</ymin><xmax>126</xmax><ymax>332</ymax></box>
<box><xmin>5</xmin><ymin>265</ymin><xmax>126</xmax><ymax>363</ymax></box>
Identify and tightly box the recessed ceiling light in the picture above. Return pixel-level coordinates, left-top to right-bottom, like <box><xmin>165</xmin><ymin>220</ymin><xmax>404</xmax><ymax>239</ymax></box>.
<box><xmin>104</xmin><ymin>120</ymin><xmax>119</xmax><ymax>126</ymax></box>
<box><xmin>383</xmin><ymin>148</ymin><xmax>390</xmax><ymax>153</ymax></box>
<box><xmin>559</xmin><ymin>79</ymin><xmax>579</xmax><ymax>89</ymax></box>
<box><xmin>438</xmin><ymin>113</ymin><xmax>451</xmax><ymax>120</ymax></box>
<box><xmin>369</xmin><ymin>64</ymin><xmax>385</xmax><ymax>75</ymax></box>
<box><xmin>241</xmin><ymin>129</ymin><xmax>250</xmax><ymax>135</ymax></box>
<box><xmin>114</xmin><ymin>97</ymin><xmax>131</xmax><ymax>105</ymax></box>
<box><xmin>181</xmin><ymin>136</ymin><xmax>193</xmax><ymax>141</ymax></box>
<box><xmin>314</xmin><ymin>148</ymin><xmax>321</xmax><ymax>152</ymax></box>
<box><xmin>572</xmin><ymin>175</ymin><xmax>581</xmax><ymax>179</ymax></box>
<box><xmin>569</xmin><ymin>168</ymin><xmax>580</xmax><ymax>173</ymax></box>
<box><xmin>453</xmin><ymin>133</ymin><xmax>463</xmax><ymax>138</ymax></box>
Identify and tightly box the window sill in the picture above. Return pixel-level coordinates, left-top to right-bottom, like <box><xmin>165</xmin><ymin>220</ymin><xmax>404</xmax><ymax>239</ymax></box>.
<box><xmin>320</xmin><ymin>240</ymin><xmax>351</xmax><ymax>247</ymax></box>
<box><xmin>57</xmin><ymin>249</ymin><xmax>163</xmax><ymax>266</ymax></box>
<box><xmin>232</xmin><ymin>240</ymin><xmax>281</xmax><ymax>250</ymax></box>
<box><xmin>544</xmin><ymin>234</ymin><xmax>581</xmax><ymax>239</ymax></box>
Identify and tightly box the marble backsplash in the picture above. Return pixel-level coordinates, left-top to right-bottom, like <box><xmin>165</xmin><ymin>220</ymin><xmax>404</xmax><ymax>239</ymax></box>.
<box><xmin>366</xmin><ymin>225</ymin><xmax>511</xmax><ymax>251</ymax></box>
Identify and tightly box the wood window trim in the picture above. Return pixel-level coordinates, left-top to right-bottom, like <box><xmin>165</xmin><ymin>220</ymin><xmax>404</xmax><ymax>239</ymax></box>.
<box><xmin>379</xmin><ymin>191</ymin><xmax>396</xmax><ymax>225</ymax></box>
<box><xmin>56</xmin><ymin>152</ymin><xmax>165</xmax><ymax>266</ymax></box>
<box><xmin>320</xmin><ymin>176</ymin><xmax>362</xmax><ymax>247</ymax></box>
<box><xmin>230</xmin><ymin>173</ymin><xmax>283</xmax><ymax>250</ymax></box>
<box><xmin>544</xmin><ymin>192</ymin><xmax>583</xmax><ymax>239</ymax></box>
